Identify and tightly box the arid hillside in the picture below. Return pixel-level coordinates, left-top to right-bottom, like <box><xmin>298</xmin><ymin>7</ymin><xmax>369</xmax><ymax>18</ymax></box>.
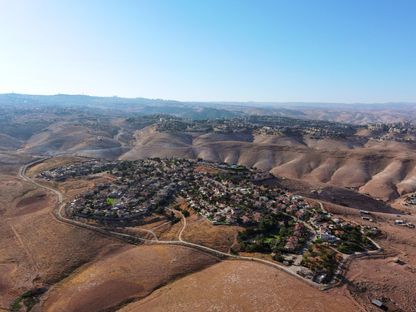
<box><xmin>119</xmin><ymin>260</ymin><xmax>358</xmax><ymax>312</ymax></box>
<box><xmin>1</xmin><ymin>153</ymin><xmax>416</xmax><ymax>311</ymax></box>
<box><xmin>121</xmin><ymin>126</ymin><xmax>416</xmax><ymax>202</ymax></box>
<box><xmin>41</xmin><ymin>245</ymin><xmax>219</xmax><ymax>312</ymax></box>
<box><xmin>2</xmin><ymin>104</ymin><xmax>416</xmax><ymax>204</ymax></box>
<box><xmin>1</xmin><ymin>97</ymin><xmax>416</xmax><ymax>206</ymax></box>
<box><xmin>23</xmin><ymin>122</ymin><xmax>123</xmax><ymax>158</ymax></box>
<box><xmin>0</xmin><ymin>157</ymin><xmax>125</xmax><ymax>310</ymax></box>
<box><xmin>0</xmin><ymin>157</ymin><xmax>218</xmax><ymax>311</ymax></box>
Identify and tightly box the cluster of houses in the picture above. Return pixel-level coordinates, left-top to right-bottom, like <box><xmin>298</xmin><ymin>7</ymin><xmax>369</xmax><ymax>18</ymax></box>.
<box><xmin>39</xmin><ymin>157</ymin><xmax>378</xmax><ymax>284</ymax></box>
<box><xmin>40</xmin><ymin>158</ymin><xmax>317</xmax><ymax>229</ymax></box>
<box><xmin>41</xmin><ymin>158</ymin><xmax>195</xmax><ymax>223</ymax></box>
<box><xmin>156</xmin><ymin>117</ymin><xmax>253</xmax><ymax>134</ymax></box>
<box><xmin>40</xmin><ymin>157</ymin><xmax>377</xmax><ymax>244</ymax></box>
<box><xmin>38</xmin><ymin>160</ymin><xmax>119</xmax><ymax>181</ymax></box>
<box><xmin>367</xmin><ymin>122</ymin><xmax>416</xmax><ymax>142</ymax></box>
<box><xmin>153</xmin><ymin>115</ymin><xmax>416</xmax><ymax>143</ymax></box>
<box><xmin>284</xmin><ymin>222</ymin><xmax>309</xmax><ymax>253</ymax></box>
<box><xmin>153</xmin><ymin>115</ymin><xmax>358</xmax><ymax>139</ymax></box>
<box><xmin>254</xmin><ymin>124</ymin><xmax>354</xmax><ymax>139</ymax></box>
<box><xmin>247</xmin><ymin>115</ymin><xmax>357</xmax><ymax>139</ymax></box>
<box><xmin>182</xmin><ymin>168</ymin><xmax>311</xmax><ymax>226</ymax></box>
<box><xmin>41</xmin><ymin>158</ymin><xmax>315</xmax><ymax>227</ymax></box>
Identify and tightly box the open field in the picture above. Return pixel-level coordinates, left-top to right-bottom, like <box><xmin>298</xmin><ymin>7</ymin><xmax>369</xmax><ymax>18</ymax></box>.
<box><xmin>180</xmin><ymin>213</ymin><xmax>241</xmax><ymax>253</ymax></box>
<box><xmin>119</xmin><ymin>260</ymin><xmax>358</xmax><ymax>312</ymax></box>
<box><xmin>0</xmin><ymin>171</ymin><xmax>40</xmax><ymax>307</ymax></box>
<box><xmin>341</xmin><ymin>213</ymin><xmax>416</xmax><ymax>312</ymax></box>
<box><xmin>0</xmin><ymin>160</ymin><xmax>124</xmax><ymax>309</ymax></box>
<box><xmin>41</xmin><ymin>245</ymin><xmax>219</xmax><ymax>312</ymax></box>
<box><xmin>0</xmin><ymin>152</ymin><xmax>32</xmax><ymax>175</ymax></box>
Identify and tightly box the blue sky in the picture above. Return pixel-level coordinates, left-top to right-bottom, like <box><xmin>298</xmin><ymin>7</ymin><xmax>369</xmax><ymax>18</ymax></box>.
<box><xmin>0</xmin><ymin>0</ymin><xmax>415</xmax><ymax>102</ymax></box>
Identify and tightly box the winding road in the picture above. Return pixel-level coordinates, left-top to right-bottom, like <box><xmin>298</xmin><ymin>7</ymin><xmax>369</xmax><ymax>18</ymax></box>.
<box><xmin>19</xmin><ymin>157</ymin><xmax>355</xmax><ymax>290</ymax></box>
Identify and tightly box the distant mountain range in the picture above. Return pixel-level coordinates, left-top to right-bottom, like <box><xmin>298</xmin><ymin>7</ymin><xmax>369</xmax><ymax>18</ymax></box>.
<box><xmin>1</xmin><ymin>93</ymin><xmax>416</xmax><ymax>124</ymax></box>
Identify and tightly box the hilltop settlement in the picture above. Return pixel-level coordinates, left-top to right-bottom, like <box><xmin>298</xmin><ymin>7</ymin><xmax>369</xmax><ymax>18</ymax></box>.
<box><xmin>39</xmin><ymin>158</ymin><xmax>378</xmax><ymax>285</ymax></box>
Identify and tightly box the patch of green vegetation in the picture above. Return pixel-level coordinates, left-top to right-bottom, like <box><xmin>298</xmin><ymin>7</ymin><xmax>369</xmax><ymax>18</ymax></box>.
<box><xmin>301</xmin><ymin>243</ymin><xmax>340</xmax><ymax>275</ymax></box>
<box><xmin>10</xmin><ymin>288</ymin><xmax>47</xmax><ymax>312</ymax></box>
<box><xmin>105</xmin><ymin>197</ymin><xmax>116</xmax><ymax>206</ymax></box>
<box><xmin>10</xmin><ymin>298</ymin><xmax>22</xmax><ymax>312</ymax></box>
<box><xmin>335</xmin><ymin>224</ymin><xmax>374</xmax><ymax>254</ymax></box>
<box><xmin>238</xmin><ymin>213</ymin><xmax>296</xmax><ymax>254</ymax></box>
<box><xmin>166</xmin><ymin>211</ymin><xmax>180</xmax><ymax>224</ymax></box>
<box><xmin>337</xmin><ymin>241</ymin><xmax>364</xmax><ymax>254</ymax></box>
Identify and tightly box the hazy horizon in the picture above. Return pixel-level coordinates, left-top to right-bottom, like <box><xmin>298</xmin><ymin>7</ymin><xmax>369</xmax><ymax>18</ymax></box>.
<box><xmin>2</xmin><ymin>92</ymin><xmax>416</xmax><ymax>107</ymax></box>
<box><xmin>1</xmin><ymin>0</ymin><xmax>416</xmax><ymax>103</ymax></box>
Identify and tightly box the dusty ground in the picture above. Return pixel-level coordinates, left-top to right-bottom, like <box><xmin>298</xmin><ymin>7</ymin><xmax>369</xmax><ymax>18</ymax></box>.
<box><xmin>0</xmin><ymin>160</ymin><xmax>124</xmax><ymax>309</ymax></box>
<box><xmin>156</xmin><ymin>199</ymin><xmax>243</xmax><ymax>253</ymax></box>
<box><xmin>119</xmin><ymin>260</ymin><xmax>358</xmax><ymax>312</ymax></box>
<box><xmin>157</xmin><ymin>218</ymin><xmax>184</xmax><ymax>241</ymax></box>
<box><xmin>0</xmin><ymin>173</ymin><xmax>43</xmax><ymax>307</ymax></box>
<box><xmin>3</xmin><ymin>155</ymin><xmax>416</xmax><ymax>312</ymax></box>
<box><xmin>321</xmin><ymin>199</ymin><xmax>416</xmax><ymax>311</ymax></box>
<box><xmin>0</xmin><ymin>152</ymin><xmax>32</xmax><ymax>175</ymax></box>
<box><xmin>346</xmin><ymin>255</ymin><xmax>416</xmax><ymax>312</ymax></box>
<box><xmin>343</xmin><ymin>214</ymin><xmax>416</xmax><ymax>311</ymax></box>
<box><xmin>41</xmin><ymin>245</ymin><xmax>219</xmax><ymax>312</ymax></box>
<box><xmin>181</xmin><ymin>213</ymin><xmax>242</xmax><ymax>252</ymax></box>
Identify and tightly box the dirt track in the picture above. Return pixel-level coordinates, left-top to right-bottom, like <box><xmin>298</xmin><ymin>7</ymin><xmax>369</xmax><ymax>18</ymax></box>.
<box><xmin>18</xmin><ymin>157</ymin><xmax>415</xmax><ymax>311</ymax></box>
<box><xmin>19</xmin><ymin>158</ymin><xmax>326</xmax><ymax>289</ymax></box>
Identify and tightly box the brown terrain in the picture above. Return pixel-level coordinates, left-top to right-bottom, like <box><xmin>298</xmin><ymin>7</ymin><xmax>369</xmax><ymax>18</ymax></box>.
<box><xmin>41</xmin><ymin>245</ymin><xmax>219</xmax><ymax>312</ymax></box>
<box><xmin>4</xmin><ymin>103</ymin><xmax>416</xmax><ymax>204</ymax></box>
<box><xmin>0</xmin><ymin>156</ymin><xmax>125</xmax><ymax>310</ymax></box>
<box><xmin>1</xmin><ymin>102</ymin><xmax>416</xmax><ymax>311</ymax></box>
<box><xmin>0</xmin><ymin>154</ymin><xmax>413</xmax><ymax>311</ymax></box>
<box><xmin>120</xmin><ymin>126</ymin><xmax>416</xmax><ymax>203</ymax></box>
<box><xmin>119</xmin><ymin>260</ymin><xmax>358</xmax><ymax>312</ymax></box>
<box><xmin>313</xmin><ymin>198</ymin><xmax>416</xmax><ymax>312</ymax></box>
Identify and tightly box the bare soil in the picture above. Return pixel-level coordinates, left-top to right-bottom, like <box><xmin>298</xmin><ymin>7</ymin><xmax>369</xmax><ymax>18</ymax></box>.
<box><xmin>181</xmin><ymin>213</ymin><xmax>242</xmax><ymax>252</ymax></box>
<box><xmin>119</xmin><ymin>260</ymin><xmax>358</xmax><ymax>312</ymax></box>
<box><xmin>41</xmin><ymin>245</ymin><xmax>219</xmax><ymax>312</ymax></box>
<box><xmin>0</xmin><ymin>163</ymin><xmax>124</xmax><ymax>309</ymax></box>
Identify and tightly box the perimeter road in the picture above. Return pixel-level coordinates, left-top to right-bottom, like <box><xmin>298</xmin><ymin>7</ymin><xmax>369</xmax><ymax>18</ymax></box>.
<box><xmin>21</xmin><ymin>157</ymin><xmax>382</xmax><ymax>290</ymax></box>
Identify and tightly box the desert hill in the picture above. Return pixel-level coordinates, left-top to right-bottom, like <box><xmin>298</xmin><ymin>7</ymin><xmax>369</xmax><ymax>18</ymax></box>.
<box><xmin>0</xmin><ymin>157</ymin><xmax>218</xmax><ymax>311</ymax></box>
<box><xmin>0</xmin><ymin>165</ymin><xmax>124</xmax><ymax>308</ymax></box>
<box><xmin>1</xmin><ymin>114</ymin><xmax>414</xmax><ymax>204</ymax></box>
<box><xmin>119</xmin><ymin>260</ymin><xmax>357</xmax><ymax>312</ymax></box>
<box><xmin>120</xmin><ymin>127</ymin><xmax>416</xmax><ymax>202</ymax></box>
<box><xmin>2</xmin><ymin>96</ymin><xmax>416</xmax><ymax>206</ymax></box>
<box><xmin>0</xmin><ymin>134</ymin><xmax>22</xmax><ymax>150</ymax></box>
<box><xmin>41</xmin><ymin>245</ymin><xmax>218</xmax><ymax>312</ymax></box>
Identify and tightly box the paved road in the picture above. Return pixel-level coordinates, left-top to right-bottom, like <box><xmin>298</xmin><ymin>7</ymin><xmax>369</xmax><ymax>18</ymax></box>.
<box><xmin>19</xmin><ymin>157</ymin><xmax>328</xmax><ymax>289</ymax></box>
